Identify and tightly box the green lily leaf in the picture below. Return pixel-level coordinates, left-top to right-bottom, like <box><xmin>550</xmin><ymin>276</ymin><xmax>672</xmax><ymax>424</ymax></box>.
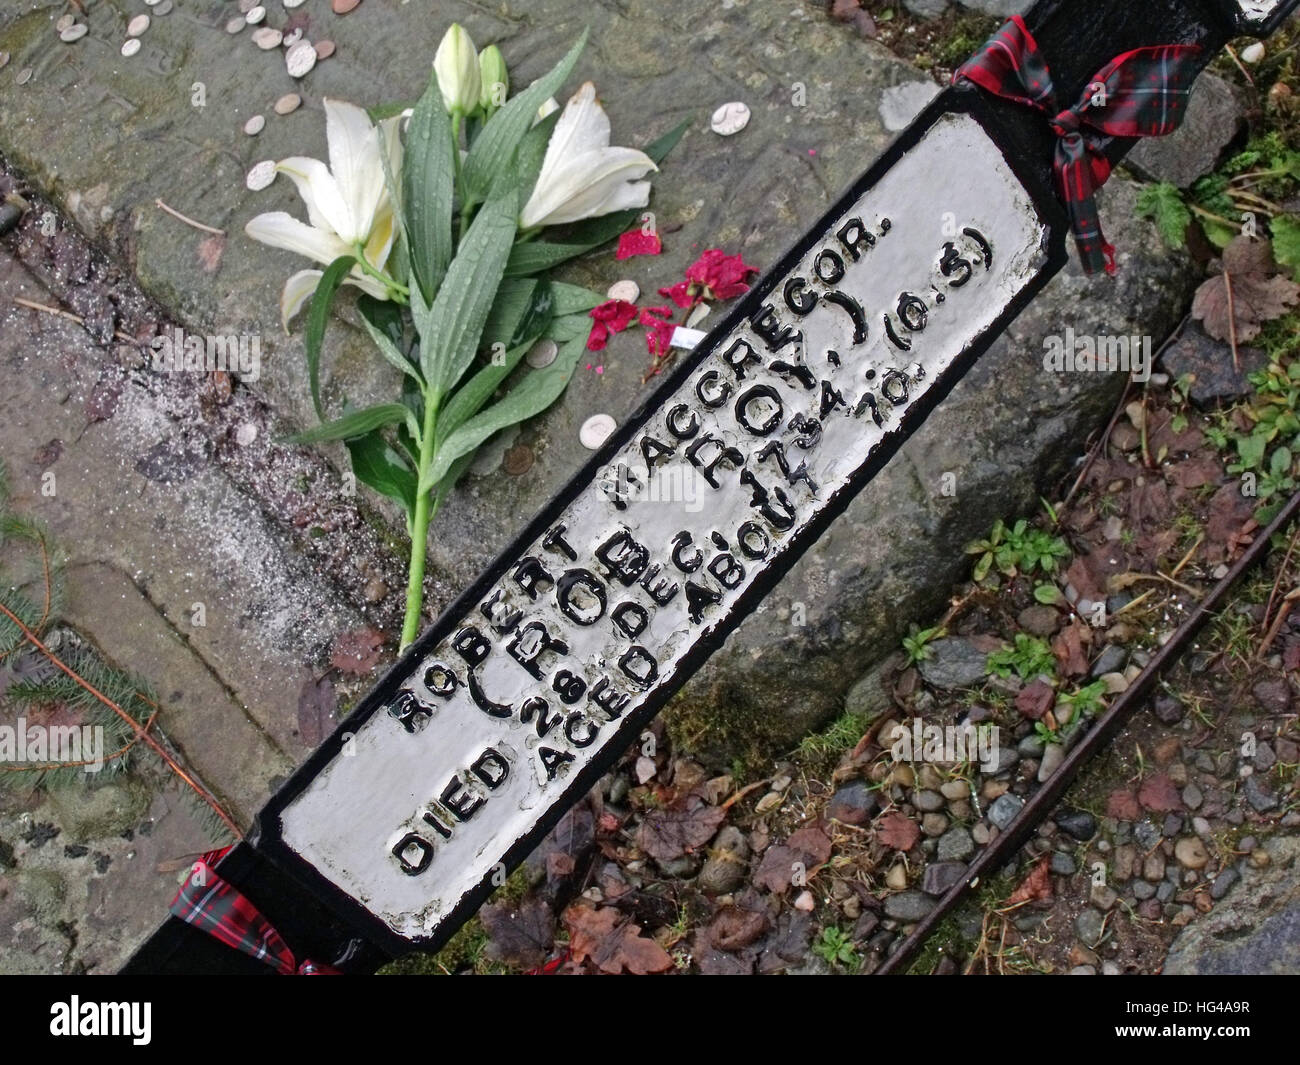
<box><xmin>305</xmin><ymin>255</ymin><xmax>356</xmax><ymax>420</ymax></box>
<box><xmin>404</xmin><ymin>71</ymin><xmax>456</xmax><ymax>303</ymax></box>
<box><xmin>504</xmin><ymin>208</ymin><xmax>640</xmax><ymax>277</ymax></box>
<box><xmin>420</xmin><ymin>332</ymin><xmax>585</xmax><ymax>493</ymax></box>
<box><xmin>417</xmin><ymin>176</ymin><xmax>519</xmax><ymax>398</ymax></box>
<box><xmin>358</xmin><ymin>294</ymin><xmax>421</xmax><ymax>383</ymax></box>
<box><xmin>549</xmin><ymin>282</ymin><xmax>604</xmax><ymax>316</ymax></box>
<box><xmin>461</xmin><ymin>30</ymin><xmax>588</xmax><ymax>205</ymax></box>
<box><xmin>644</xmin><ymin>116</ymin><xmax>692</xmax><ymax>165</ymax></box>
<box><xmin>286</xmin><ymin>403</ymin><xmax>419</xmax><ymax>445</ymax></box>
<box><xmin>346</xmin><ymin>429</ymin><xmax>419</xmax><ymax>521</ymax></box>
<box><xmin>514</xmin><ymin>110</ymin><xmax>561</xmax><ymax>207</ymax></box>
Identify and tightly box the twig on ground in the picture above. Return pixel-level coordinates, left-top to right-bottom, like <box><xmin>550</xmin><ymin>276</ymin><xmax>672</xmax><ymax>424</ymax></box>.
<box><xmin>154</xmin><ymin>198</ymin><xmax>225</xmax><ymax>236</ymax></box>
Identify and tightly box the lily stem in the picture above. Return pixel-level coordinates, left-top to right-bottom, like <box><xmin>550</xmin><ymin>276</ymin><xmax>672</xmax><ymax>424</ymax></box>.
<box><xmin>400</xmin><ymin>388</ymin><xmax>443</xmax><ymax>652</ymax></box>
<box><xmin>351</xmin><ymin>245</ymin><xmax>410</xmax><ymax>300</ymax></box>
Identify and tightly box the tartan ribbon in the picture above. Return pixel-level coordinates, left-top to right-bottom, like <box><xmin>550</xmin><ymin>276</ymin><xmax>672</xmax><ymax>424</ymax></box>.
<box><xmin>954</xmin><ymin>16</ymin><xmax>1201</xmax><ymax>275</ymax></box>
<box><xmin>169</xmin><ymin>846</ymin><xmax>339</xmax><ymax>975</ymax></box>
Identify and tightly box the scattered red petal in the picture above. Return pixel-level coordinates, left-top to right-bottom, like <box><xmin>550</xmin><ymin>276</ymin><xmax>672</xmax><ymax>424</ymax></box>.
<box><xmin>586</xmin><ymin>299</ymin><xmax>639</xmax><ymax>352</ymax></box>
<box><xmin>658</xmin><ymin>280</ymin><xmax>693</xmax><ymax>309</ymax></box>
<box><xmin>639</xmin><ymin>305</ymin><xmax>676</xmax><ymax>356</ymax></box>
<box><xmin>616</xmin><ymin>229</ymin><xmax>662</xmax><ymax>260</ymax></box>
<box><xmin>686</xmin><ymin>248</ymin><xmax>759</xmax><ymax>302</ymax></box>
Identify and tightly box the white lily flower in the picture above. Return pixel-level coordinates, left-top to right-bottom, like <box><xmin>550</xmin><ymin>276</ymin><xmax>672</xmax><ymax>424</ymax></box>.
<box><xmin>535</xmin><ymin>96</ymin><xmax>560</xmax><ymax>124</ymax></box>
<box><xmin>434</xmin><ymin>23</ymin><xmax>480</xmax><ymax>116</ymax></box>
<box><xmin>520</xmin><ymin>82</ymin><xmax>657</xmax><ymax>230</ymax></box>
<box><xmin>245</xmin><ymin>98</ymin><xmax>404</xmax><ymax>329</ymax></box>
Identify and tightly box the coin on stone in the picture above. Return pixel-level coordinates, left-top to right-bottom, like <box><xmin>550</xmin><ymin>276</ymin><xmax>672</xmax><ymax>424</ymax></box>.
<box><xmin>285</xmin><ymin>39</ymin><xmax>316</xmax><ymax>77</ymax></box>
<box><xmin>314</xmin><ymin>40</ymin><xmax>336</xmax><ymax>59</ymax></box>
<box><xmin>580</xmin><ymin>414</ymin><xmax>617</xmax><ymax>450</ymax></box>
<box><xmin>274</xmin><ymin>92</ymin><xmax>301</xmax><ymax>115</ymax></box>
<box><xmin>710</xmin><ymin>101</ymin><xmax>750</xmax><ymax>136</ymax></box>
<box><xmin>246</xmin><ymin>6</ymin><xmax>267</xmax><ymax>25</ymax></box>
<box><xmin>525</xmin><ymin>338</ymin><xmax>558</xmax><ymax>369</ymax></box>
<box><xmin>606</xmin><ymin>279</ymin><xmax>640</xmax><ymax>303</ymax></box>
<box><xmin>244</xmin><ymin>114</ymin><xmax>266</xmax><ymax>135</ymax></box>
<box><xmin>246</xmin><ymin>160</ymin><xmax>277</xmax><ymax>191</ymax></box>
<box><xmin>252</xmin><ymin>26</ymin><xmax>283</xmax><ymax>49</ymax></box>
<box><xmin>127</xmin><ymin>14</ymin><xmax>150</xmax><ymax>36</ymax></box>
<box><xmin>502</xmin><ymin>445</ymin><xmax>535</xmax><ymax>476</ymax></box>
<box><xmin>59</xmin><ymin>23</ymin><xmax>89</xmax><ymax>42</ymax></box>
<box><xmin>121</xmin><ymin>38</ymin><xmax>141</xmax><ymax>57</ymax></box>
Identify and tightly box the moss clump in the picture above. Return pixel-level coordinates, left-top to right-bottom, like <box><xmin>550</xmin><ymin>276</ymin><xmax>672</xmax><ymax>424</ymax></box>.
<box><xmin>664</xmin><ymin>685</ymin><xmax>796</xmax><ymax>776</ymax></box>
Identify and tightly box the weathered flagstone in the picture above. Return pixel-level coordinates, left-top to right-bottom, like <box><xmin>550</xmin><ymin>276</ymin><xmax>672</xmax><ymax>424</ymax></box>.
<box><xmin>0</xmin><ymin>1</ymin><xmax>1194</xmax><ymax>768</ymax></box>
<box><xmin>1164</xmin><ymin>836</ymin><xmax>1300</xmax><ymax>974</ymax></box>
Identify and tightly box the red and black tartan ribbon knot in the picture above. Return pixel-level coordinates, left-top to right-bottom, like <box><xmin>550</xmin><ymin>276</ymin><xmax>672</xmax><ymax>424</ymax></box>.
<box><xmin>954</xmin><ymin>15</ymin><xmax>1201</xmax><ymax>275</ymax></box>
<box><xmin>169</xmin><ymin>847</ymin><xmax>339</xmax><ymax>975</ymax></box>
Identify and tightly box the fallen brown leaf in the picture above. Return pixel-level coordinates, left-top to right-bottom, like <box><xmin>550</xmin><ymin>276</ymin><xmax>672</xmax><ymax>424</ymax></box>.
<box><xmin>1192</xmin><ymin>236</ymin><xmax>1300</xmax><ymax>343</ymax></box>
<box><xmin>636</xmin><ymin>796</ymin><xmax>725</xmax><ymax>861</ymax></box>
<box><xmin>1005</xmin><ymin>857</ymin><xmax>1053</xmax><ymax>906</ymax></box>
<box><xmin>877</xmin><ymin>811</ymin><xmax>920</xmax><ymax>851</ymax></box>
<box><xmin>329</xmin><ymin>626</ymin><xmax>384</xmax><ymax>676</ymax></box>
<box><xmin>563</xmin><ymin>903</ymin><xmax>673</xmax><ymax>975</ymax></box>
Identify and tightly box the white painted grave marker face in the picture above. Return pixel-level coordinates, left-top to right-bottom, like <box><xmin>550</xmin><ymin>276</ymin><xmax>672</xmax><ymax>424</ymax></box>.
<box><xmin>274</xmin><ymin>111</ymin><xmax>1052</xmax><ymax>942</ymax></box>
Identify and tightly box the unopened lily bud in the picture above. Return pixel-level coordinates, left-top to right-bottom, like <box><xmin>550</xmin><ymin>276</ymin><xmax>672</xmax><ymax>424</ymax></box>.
<box><xmin>434</xmin><ymin>23</ymin><xmax>480</xmax><ymax>116</ymax></box>
<box><xmin>479</xmin><ymin>45</ymin><xmax>508</xmax><ymax>113</ymax></box>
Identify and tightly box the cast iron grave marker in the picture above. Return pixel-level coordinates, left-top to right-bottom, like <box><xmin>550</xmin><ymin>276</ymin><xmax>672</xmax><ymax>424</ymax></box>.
<box><xmin>125</xmin><ymin>0</ymin><xmax>1299</xmax><ymax>973</ymax></box>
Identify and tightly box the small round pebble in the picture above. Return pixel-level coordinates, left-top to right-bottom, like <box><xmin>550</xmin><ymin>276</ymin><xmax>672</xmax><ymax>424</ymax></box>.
<box><xmin>710</xmin><ymin>101</ymin><xmax>750</xmax><ymax>136</ymax></box>
<box><xmin>246</xmin><ymin>160</ymin><xmax>277</xmax><ymax>191</ymax></box>
<box><xmin>243</xmin><ymin>114</ymin><xmax>266</xmax><ymax>135</ymax></box>
<box><xmin>252</xmin><ymin>27</ymin><xmax>283</xmax><ymax>49</ymax></box>
<box><xmin>246</xmin><ymin>6</ymin><xmax>267</xmax><ymax>25</ymax></box>
<box><xmin>154</xmin><ymin>0</ymin><xmax>173</xmax><ymax>12</ymax></box>
<box><xmin>333</xmin><ymin>0</ymin><xmax>361</xmax><ymax>13</ymax></box>
<box><xmin>127</xmin><ymin>14</ymin><xmax>150</xmax><ymax>36</ymax></box>
<box><xmin>285</xmin><ymin>40</ymin><xmax>317</xmax><ymax>77</ymax></box>
<box><xmin>284</xmin><ymin>0</ymin><xmax>307</xmax><ymax>7</ymax></box>
<box><xmin>236</xmin><ymin>423</ymin><xmax>259</xmax><ymax>446</ymax></box>
<box><xmin>606</xmin><ymin>279</ymin><xmax>639</xmax><ymax>303</ymax></box>
<box><xmin>283</xmin><ymin>29</ymin><xmax>303</xmax><ymax>47</ymax></box>
<box><xmin>314</xmin><ymin>39</ymin><xmax>336</xmax><ymax>60</ymax></box>
<box><xmin>0</xmin><ymin>51</ymin><xmax>9</xmax><ymax>70</ymax></box>
<box><xmin>59</xmin><ymin>24</ymin><xmax>89</xmax><ymax>42</ymax></box>
<box><xmin>525</xmin><ymin>339</ymin><xmax>557</xmax><ymax>369</ymax></box>
<box><xmin>225</xmin><ymin>16</ymin><xmax>246</xmax><ymax>34</ymax></box>
<box><xmin>16</xmin><ymin>67</ymin><xmax>33</xmax><ymax>85</ymax></box>
<box><xmin>1241</xmin><ymin>42</ymin><xmax>1265</xmax><ymax>64</ymax></box>
<box><xmin>274</xmin><ymin>92</ymin><xmax>302</xmax><ymax>115</ymax></box>
<box><xmin>121</xmin><ymin>38</ymin><xmax>141</xmax><ymax>57</ymax></box>
<box><xmin>56</xmin><ymin>14</ymin><xmax>76</xmax><ymax>32</ymax></box>
<box><xmin>580</xmin><ymin>414</ymin><xmax>617</xmax><ymax>450</ymax></box>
